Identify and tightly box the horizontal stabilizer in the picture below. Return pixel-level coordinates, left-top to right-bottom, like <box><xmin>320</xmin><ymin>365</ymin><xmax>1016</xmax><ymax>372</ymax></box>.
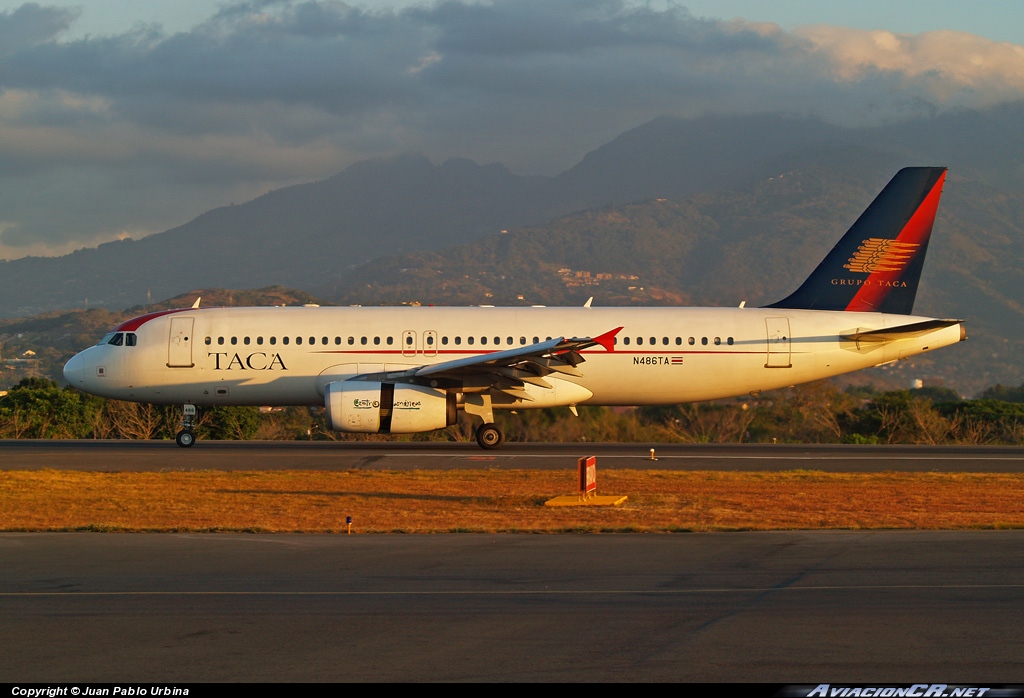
<box><xmin>840</xmin><ymin>319</ymin><xmax>962</xmax><ymax>342</ymax></box>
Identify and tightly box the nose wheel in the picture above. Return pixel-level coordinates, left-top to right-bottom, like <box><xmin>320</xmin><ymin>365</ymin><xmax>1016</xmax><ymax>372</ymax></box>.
<box><xmin>176</xmin><ymin>404</ymin><xmax>197</xmax><ymax>448</ymax></box>
<box><xmin>475</xmin><ymin>423</ymin><xmax>505</xmax><ymax>449</ymax></box>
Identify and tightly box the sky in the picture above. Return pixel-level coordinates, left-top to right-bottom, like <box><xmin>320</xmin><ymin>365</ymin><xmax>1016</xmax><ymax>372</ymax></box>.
<box><xmin>1</xmin><ymin>0</ymin><xmax>1023</xmax><ymax>261</ymax></box>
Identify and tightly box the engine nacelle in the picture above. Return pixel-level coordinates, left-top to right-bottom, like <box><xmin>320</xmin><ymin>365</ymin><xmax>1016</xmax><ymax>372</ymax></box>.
<box><xmin>324</xmin><ymin>381</ymin><xmax>456</xmax><ymax>434</ymax></box>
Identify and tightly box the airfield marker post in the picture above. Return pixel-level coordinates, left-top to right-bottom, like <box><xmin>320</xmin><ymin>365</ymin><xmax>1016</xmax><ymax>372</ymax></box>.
<box><xmin>545</xmin><ymin>456</ymin><xmax>626</xmax><ymax>507</ymax></box>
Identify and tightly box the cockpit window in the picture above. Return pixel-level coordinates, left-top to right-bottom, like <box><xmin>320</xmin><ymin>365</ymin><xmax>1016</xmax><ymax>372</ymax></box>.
<box><xmin>98</xmin><ymin>331</ymin><xmax>137</xmax><ymax>347</ymax></box>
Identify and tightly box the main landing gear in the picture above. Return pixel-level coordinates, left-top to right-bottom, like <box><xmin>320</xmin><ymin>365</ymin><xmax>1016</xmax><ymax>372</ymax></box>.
<box><xmin>475</xmin><ymin>423</ymin><xmax>505</xmax><ymax>450</ymax></box>
<box><xmin>176</xmin><ymin>403</ymin><xmax>197</xmax><ymax>448</ymax></box>
<box><xmin>465</xmin><ymin>393</ymin><xmax>504</xmax><ymax>449</ymax></box>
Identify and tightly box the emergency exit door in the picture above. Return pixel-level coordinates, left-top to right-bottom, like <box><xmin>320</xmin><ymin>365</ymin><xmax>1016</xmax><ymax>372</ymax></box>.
<box><xmin>765</xmin><ymin>317</ymin><xmax>792</xmax><ymax>368</ymax></box>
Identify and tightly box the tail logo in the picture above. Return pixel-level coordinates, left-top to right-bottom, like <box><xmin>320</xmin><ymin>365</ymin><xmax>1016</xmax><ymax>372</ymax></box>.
<box><xmin>843</xmin><ymin>238</ymin><xmax>920</xmax><ymax>274</ymax></box>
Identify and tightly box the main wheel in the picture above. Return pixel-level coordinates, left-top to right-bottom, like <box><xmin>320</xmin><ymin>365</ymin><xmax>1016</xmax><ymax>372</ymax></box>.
<box><xmin>476</xmin><ymin>423</ymin><xmax>504</xmax><ymax>449</ymax></box>
<box><xmin>175</xmin><ymin>429</ymin><xmax>196</xmax><ymax>448</ymax></box>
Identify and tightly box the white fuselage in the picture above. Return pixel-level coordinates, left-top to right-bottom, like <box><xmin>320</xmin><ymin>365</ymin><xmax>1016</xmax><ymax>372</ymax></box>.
<box><xmin>63</xmin><ymin>305</ymin><xmax>965</xmax><ymax>408</ymax></box>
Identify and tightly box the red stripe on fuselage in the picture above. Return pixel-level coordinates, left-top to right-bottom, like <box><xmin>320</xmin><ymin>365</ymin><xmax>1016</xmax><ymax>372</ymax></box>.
<box><xmin>114</xmin><ymin>308</ymin><xmax>197</xmax><ymax>332</ymax></box>
<box><xmin>845</xmin><ymin>171</ymin><xmax>946</xmax><ymax>312</ymax></box>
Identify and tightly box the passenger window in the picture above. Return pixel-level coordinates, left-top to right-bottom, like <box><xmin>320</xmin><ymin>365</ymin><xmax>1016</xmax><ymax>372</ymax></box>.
<box><xmin>427</xmin><ymin>336</ymin><xmax>434</xmax><ymax>346</ymax></box>
<box><xmin>296</xmin><ymin>337</ymin><xmax>302</xmax><ymax>345</ymax></box>
<box><xmin>494</xmin><ymin>337</ymin><xmax>500</xmax><ymax>345</ymax></box>
<box><xmin>348</xmin><ymin>337</ymin><xmax>354</xmax><ymax>345</ymax></box>
<box><xmin>374</xmin><ymin>337</ymin><xmax>380</xmax><ymax>345</ymax></box>
<box><xmin>520</xmin><ymin>337</ymin><xmax>526</xmax><ymax>345</ymax></box>
<box><xmin>650</xmin><ymin>337</ymin><xmax>656</xmax><ymax>345</ymax></box>
<box><xmin>309</xmin><ymin>337</ymin><xmax>315</xmax><ymax>345</ymax></box>
<box><xmin>637</xmin><ymin>337</ymin><xmax>643</xmax><ymax>345</ymax></box>
<box><xmin>231</xmin><ymin>337</ymin><xmax>238</xmax><ymax>345</ymax></box>
<box><xmin>481</xmin><ymin>337</ymin><xmax>488</xmax><ymax>345</ymax></box>
<box><xmin>701</xmin><ymin>337</ymin><xmax>708</xmax><ymax>345</ymax></box>
<box><xmin>468</xmin><ymin>337</ymin><xmax>475</xmax><ymax>345</ymax></box>
<box><xmin>455</xmin><ymin>337</ymin><xmax>462</xmax><ymax>345</ymax></box>
<box><xmin>335</xmin><ymin>337</ymin><xmax>341</xmax><ymax>345</ymax></box>
<box><xmin>714</xmin><ymin>337</ymin><xmax>721</xmax><ymax>345</ymax></box>
<box><xmin>727</xmin><ymin>337</ymin><xmax>734</xmax><ymax>345</ymax></box>
<box><xmin>675</xmin><ymin>337</ymin><xmax>682</xmax><ymax>345</ymax></box>
<box><xmin>442</xmin><ymin>337</ymin><xmax>449</xmax><ymax>346</ymax></box>
<box><xmin>257</xmin><ymin>337</ymin><xmax>263</xmax><ymax>345</ymax></box>
<box><xmin>361</xmin><ymin>337</ymin><xmax>367</xmax><ymax>345</ymax></box>
<box><xmin>270</xmin><ymin>337</ymin><xmax>277</xmax><ymax>345</ymax></box>
<box><xmin>283</xmin><ymin>337</ymin><xmax>290</xmax><ymax>345</ymax></box>
<box><xmin>204</xmin><ymin>337</ymin><xmax>212</xmax><ymax>345</ymax></box>
<box><xmin>244</xmin><ymin>337</ymin><xmax>250</xmax><ymax>345</ymax></box>
<box><xmin>688</xmin><ymin>337</ymin><xmax>695</xmax><ymax>345</ymax></box>
<box><xmin>623</xmin><ymin>337</ymin><xmax>631</xmax><ymax>346</ymax></box>
<box><xmin>406</xmin><ymin>335</ymin><xmax>413</xmax><ymax>346</ymax></box>
<box><xmin>322</xmin><ymin>337</ymin><xmax>328</xmax><ymax>345</ymax></box>
<box><xmin>218</xmin><ymin>337</ymin><xmax>225</xmax><ymax>345</ymax></box>
<box><xmin>662</xmin><ymin>337</ymin><xmax>668</xmax><ymax>345</ymax></box>
<box><xmin>387</xmin><ymin>337</ymin><xmax>393</xmax><ymax>345</ymax></box>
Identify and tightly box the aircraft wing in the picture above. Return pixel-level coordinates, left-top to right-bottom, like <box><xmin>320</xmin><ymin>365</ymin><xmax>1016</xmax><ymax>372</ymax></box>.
<box><xmin>371</xmin><ymin>326</ymin><xmax>622</xmax><ymax>396</ymax></box>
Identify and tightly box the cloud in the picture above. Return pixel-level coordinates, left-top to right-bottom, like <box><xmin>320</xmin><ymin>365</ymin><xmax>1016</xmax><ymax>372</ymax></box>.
<box><xmin>1</xmin><ymin>0</ymin><xmax>1023</xmax><ymax>257</ymax></box>
<box><xmin>796</xmin><ymin>25</ymin><xmax>1024</xmax><ymax>106</ymax></box>
<box><xmin>0</xmin><ymin>2</ymin><xmax>78</xmax><ymax>54</ymax></box>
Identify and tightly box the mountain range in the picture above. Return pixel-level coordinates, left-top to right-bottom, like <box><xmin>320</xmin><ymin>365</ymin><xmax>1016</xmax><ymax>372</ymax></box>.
<box><xmin>1</xmin><ymin>107</ymin><xmax>1022</xmax><ymax>393</ymax></box>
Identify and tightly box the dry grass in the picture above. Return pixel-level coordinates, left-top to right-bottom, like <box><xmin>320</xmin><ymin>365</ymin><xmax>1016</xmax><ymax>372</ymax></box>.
<box><xmin>2</xmin><ymin>469</ymin><xmax>1023</xmax><ymax>533</ymax></box>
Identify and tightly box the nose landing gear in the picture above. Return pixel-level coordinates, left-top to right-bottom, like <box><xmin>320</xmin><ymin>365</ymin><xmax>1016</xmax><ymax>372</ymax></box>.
<box><xmin>176</xmin><ymin>404</ymin><xmax>197</xmax><ymax>448</ymax></box>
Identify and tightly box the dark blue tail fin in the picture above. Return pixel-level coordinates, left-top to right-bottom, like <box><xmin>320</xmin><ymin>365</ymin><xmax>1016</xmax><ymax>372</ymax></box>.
<box><xmin>766</xmin><ymin>167</ymin><xmax>947</xmax><ymax>314</ymax></box>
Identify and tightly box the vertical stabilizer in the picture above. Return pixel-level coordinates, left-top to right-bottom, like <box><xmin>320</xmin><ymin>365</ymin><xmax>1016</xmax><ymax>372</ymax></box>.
<box><xmin>766</xmin><ymin>167</ymin><xmax>947</xmax><ymax>314</ymax></box>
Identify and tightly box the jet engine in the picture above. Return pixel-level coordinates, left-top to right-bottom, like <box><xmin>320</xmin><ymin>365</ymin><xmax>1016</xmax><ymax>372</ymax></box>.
<box><xmin>324</xmin><ymin>381</ymin><xmax>456</xmax><ymax>434</ymax></box>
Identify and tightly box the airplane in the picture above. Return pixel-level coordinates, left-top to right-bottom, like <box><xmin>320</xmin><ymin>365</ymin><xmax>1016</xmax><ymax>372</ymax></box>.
<box><xmin>63</xmin><ymin>167</ymin><xmax>965</xmax><ymax>449</ymax></box>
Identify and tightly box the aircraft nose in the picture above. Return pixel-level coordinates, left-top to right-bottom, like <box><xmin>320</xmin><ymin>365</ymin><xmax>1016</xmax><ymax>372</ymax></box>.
<box><xmin>63</xmin><ymin>352</ymin><xmax>86</xmax><ymax>387</ymax></box>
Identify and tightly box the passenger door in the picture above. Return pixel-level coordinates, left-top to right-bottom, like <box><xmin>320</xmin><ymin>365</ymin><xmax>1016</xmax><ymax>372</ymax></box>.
<box><xmin>167</xmin><ymin>317</ymin><xmax>195</xmax><ymax>367</ymax></box>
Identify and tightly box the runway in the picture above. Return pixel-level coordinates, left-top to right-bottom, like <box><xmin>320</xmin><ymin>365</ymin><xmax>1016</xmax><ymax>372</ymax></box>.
<box><xmin>3</xmin><ymin>439</ymin><xmax>1023</xmax><ymax>472</ymax></box>
<box><xmin>2</xmin><ymin>531</ymin><xmax>1023</xmax><ymax>682</ymax></box>
<box><xmin>5</xmin><ymin>442</ymin><xmax>1022</xmax><ymax>681</ymax></box>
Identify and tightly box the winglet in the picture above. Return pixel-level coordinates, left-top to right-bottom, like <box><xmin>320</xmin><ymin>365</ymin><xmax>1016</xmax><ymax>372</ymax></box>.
<box><xmin>591</xmin><ymin>326</ymin><xmax>622</xmax><ymax>352</ymax></box>
<box><xmin>191</xmin><ymin>297</ymin><xmax>202</xmax><ymax>309</ymax></box>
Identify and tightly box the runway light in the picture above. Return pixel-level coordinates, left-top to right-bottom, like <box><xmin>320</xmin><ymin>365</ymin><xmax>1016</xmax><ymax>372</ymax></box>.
<box><xmin>346</xmin><ymin>515</ymin><xmax>353</xmax><ymax>535</ymax></box>
<box><xmin>650</xmin><ymin>448</ymin><xmax>657</xmax><ymax>461</ymax></box>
